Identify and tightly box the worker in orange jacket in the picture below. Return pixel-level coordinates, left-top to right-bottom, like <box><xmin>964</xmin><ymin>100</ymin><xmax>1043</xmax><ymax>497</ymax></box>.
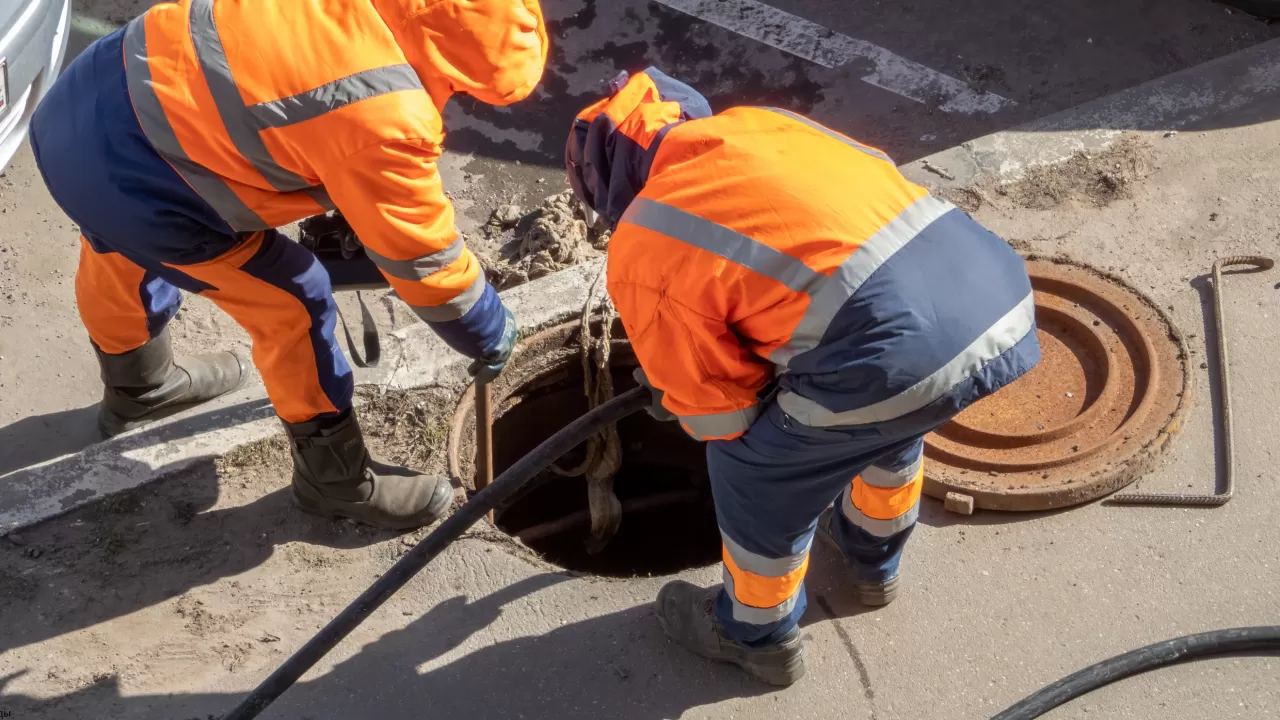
<box><xmin>566</xmin><ymin>70</ymin><xmax>1041</xmax><ymax>685</ymax></box>
<box><xmin>31</xmin><ymin>0</ymin><xmax>547</xmax><ymax>529</ymax></box>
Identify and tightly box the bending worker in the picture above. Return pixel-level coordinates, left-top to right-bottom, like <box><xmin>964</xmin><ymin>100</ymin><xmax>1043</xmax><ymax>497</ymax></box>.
<box><xmin>566</xmin><ymin>69</ymin><xmax>1041</xmax><ymax>685</ymax></box>
<box><xmin>31</xmin><ymin>0</ymin><xmax>547</xmax><ymax>529</ymax></box>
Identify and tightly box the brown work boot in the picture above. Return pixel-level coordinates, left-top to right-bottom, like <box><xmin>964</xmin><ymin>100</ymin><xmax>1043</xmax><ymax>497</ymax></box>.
<box><xmin>94</xmin><ymin>328</ymin><xmax>249</xmax><ymax>438</ymax></box>
<box><xmin>283</xmin><ymin>409</ymin><xmax>454</xmax><ymax>530</ymax></box>
<box><xmin>817</xmin><ymin>507</ymin><xmax>901</xmax><ymax>607</ymax></box>
<box><xmin>655</xmin><ymin>580</ymin><xmax>805</xmax><ymax>686</ymax></box>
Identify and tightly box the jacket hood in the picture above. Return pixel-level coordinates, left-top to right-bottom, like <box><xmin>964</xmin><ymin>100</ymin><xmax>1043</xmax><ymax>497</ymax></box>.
<box><xmin>565</xmin><ymin>68</ymin><xmax>712</xmax><ymax>226</ymax></box>
<box><xmin>375</xmin><ymin>0</ymin><xmax>548</xmax><ymax>112</ymax></box>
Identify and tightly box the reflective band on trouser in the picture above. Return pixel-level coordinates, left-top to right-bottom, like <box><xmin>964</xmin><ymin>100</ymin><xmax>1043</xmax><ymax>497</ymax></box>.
<box><xmin>757</xmin><ymin>107</ymin><xmax>894</xmax><ymax>164</ymax></box>
<box><xmin>678</xmin><ymin>404</ymin><xmax>760</xmax><ymax>441</ymax></box>
<box><xmin>860</xmin><ymin>455</ymin><xmax>923</xmax><ymax>488</ymax></box>
<box><xmin>123</xmin><ymin>17</ymin><xmax>268</xmax><ymax>231</ymax></box>
<box><xmin>721</xmin><ymin>532</ymin><xmax>811</xmax><ymax>625</ymax></box>
<box><xmin>841</xmin><ymin>457</ymin><xmax>925</xmax><ymax>538</ymax></box>
<box><xmin>769</xmin><ymin>194</ymin><xmax>955</xmax><ymax>366</ymax></box>
<box><xmin>408</xmin><ymin>274</ymin><xmax>488</xmax><ymax>323</ymax></box>
<box><xmin>363</xmin><ymin>239</ymin><xmax>465</xmax><ymax>282</ymax></box>
<box><xmin>620</xmin><ymin>198</ymin><xmax>826</xmax><ymax>294</ymax></box>
<box><xmin>777</xmin><ymin>291</ymin><xmax>1037</xmax><ymax>427</ymax></box>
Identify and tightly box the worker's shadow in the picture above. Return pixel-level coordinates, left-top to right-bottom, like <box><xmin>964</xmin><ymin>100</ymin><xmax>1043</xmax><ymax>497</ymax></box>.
<box><xmin>0</xmin><ymin>395</ymin><xmax>417</xmax><ymax>655</ymax></box>
<box><xmin>0</xmin><ymin>405</ymin><xmax>104</xmax><ymax>476</ymax></box>
<box><xmin>2</xmin><ymin>576</ymin><xmax>776</xmax><ymax>720</ymax></box>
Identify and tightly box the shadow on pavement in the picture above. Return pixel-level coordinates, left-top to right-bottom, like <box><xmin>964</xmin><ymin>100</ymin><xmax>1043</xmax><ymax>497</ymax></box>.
<box><xmin>3</xmin><ymin>581</ymin><xmax>774</xmax><ymax>720</ymax></box>
<box><xmin>0</xmin><ymin>404</ymin><xmax>100</xmax><ymax>476</ymax></box>
<box><xmin>0</xmin><ymin>458</ymin><xmax>380</xmax><ymax>654</ymax></box>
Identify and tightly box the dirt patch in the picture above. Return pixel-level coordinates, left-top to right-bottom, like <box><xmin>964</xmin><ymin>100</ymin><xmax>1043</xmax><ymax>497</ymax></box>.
<box><xmin>943</xmin><ymin>136</ymin><xmax>1154</xmax><ymax>213</ymax></box>
<box><xmin>0</xmin><ymin>384</ymin><xmax>574</xmax><ymax>717</ymax></box>
<box><xmin>353</xmin><ymin>386</ymin><xmax>457</xmax><ymax>473</ymax></box>
<box><xmin>477</xmin><ymin>191</ymin><xmax>610</xmax><ymax>290</ymax></box>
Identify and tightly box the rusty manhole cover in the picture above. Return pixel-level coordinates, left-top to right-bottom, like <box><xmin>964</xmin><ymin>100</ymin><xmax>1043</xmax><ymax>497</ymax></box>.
<box><xmin>924</xmin><ymin>258</ymin><xmax>1192</xmax><ymax>511</ymax></box>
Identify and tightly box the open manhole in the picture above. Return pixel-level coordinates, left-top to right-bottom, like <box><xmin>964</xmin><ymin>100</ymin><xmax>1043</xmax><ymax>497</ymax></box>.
<box><xmin>449</xmin><ymin>319</ymin><xmax>720</xmax><ymax>576</ymax></box>
<box><xmin>923</xmin><ymin>258</ymin><xmax>1192</xmax><ymax>511</ymax></box>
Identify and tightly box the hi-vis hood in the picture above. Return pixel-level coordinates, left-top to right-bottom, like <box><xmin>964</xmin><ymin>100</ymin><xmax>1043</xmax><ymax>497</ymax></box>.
<box><xmin>565</xmin><ymin>68</ymin><xmax>712</xmax><ymax>226</ymax></box>
<box><xmin>375</xmin><ymin>0</ymin><xmax>548</xmax><ymax>112</ymax></box>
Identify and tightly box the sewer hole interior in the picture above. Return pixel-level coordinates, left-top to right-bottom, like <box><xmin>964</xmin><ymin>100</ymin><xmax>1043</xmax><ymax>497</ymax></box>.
<box><xmin>490</xmin><ymin>363</ymin><xmax>721</xmax><ymax>577</ymax></box>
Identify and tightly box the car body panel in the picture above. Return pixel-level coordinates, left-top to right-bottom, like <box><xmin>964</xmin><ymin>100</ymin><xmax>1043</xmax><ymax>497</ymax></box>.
<box><xmin>0</xmin><ymin>0</ymin><xmax>71</xmax><ymax>174</ymax></box>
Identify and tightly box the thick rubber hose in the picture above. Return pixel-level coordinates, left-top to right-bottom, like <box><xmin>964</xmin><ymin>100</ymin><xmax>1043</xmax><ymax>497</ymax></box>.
<box><xmin>224</xmin><ymin>386</ymin><xmax>649</xmax><ymax>720</ymax></box>
<box><xmin>992</xmin><ymin>626</ymin><xmax>1280</xmax><ymax>720</ymax></box>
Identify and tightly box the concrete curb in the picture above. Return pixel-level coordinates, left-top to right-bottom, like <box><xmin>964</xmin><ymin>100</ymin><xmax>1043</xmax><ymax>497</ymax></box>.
<box><xmin>899</xmin><ymin>37</ymin><xmax>1280</xmax><ymax>190</ymax></box>
<box><xmin>0</xmin><ymin>260</ymin><xmax>606</xmax><ymax>534</ymax></box>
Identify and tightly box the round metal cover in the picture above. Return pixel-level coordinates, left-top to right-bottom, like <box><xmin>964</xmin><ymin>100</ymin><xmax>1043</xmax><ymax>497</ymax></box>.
<box><xmin>923</xmin><ymin>258</ymin><xmax>1192</xmax><ymax>511</ymax></box>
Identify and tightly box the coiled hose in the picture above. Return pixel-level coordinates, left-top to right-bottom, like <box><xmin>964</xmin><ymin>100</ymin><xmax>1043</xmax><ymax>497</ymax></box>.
<box><xmin>993</xmin><ymin>626</ymin><xmax>1280</xmax><ymax>719</ymax></box>
<box><xmin>224</xmin><ymin>387</ymin><xmax>649</xmax><ymax>720</ymax></box>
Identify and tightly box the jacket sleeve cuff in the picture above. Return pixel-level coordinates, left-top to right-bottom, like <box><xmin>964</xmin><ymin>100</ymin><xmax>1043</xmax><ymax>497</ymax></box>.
<box><xmin>420</xmin><ymin>281</ymin><xmax>506</xmax><ymax>359</ymax></box>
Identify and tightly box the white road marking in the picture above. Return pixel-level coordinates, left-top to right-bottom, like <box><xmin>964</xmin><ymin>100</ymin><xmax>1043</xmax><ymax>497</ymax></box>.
<box><xmin>653</xmin><ymin>0</ymin><xmax>1012</xmax><ymax>114</ymax></box>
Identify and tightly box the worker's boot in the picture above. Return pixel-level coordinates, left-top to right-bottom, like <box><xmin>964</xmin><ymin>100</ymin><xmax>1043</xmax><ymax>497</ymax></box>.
<box><xmin>817</xmin><ymin>507</ymin><xmax>901</xmax><ymax>606</ymax></box>
<box><xmin>655</xmin><ymin>580</ymin><xmax>805</xmax><ymax>686</ymax></box>
<box><xmin>283</xmin><ymin>409</ymin><xmax>454</xmax><ymax>530</ymax></box>
<box><xmin>95</xmin><ymin>329</ymin><xmax>249</xmax><ymax>438</ymax></box>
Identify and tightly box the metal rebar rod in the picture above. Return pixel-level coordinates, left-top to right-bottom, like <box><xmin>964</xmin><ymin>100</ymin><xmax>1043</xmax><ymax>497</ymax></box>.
<box><xmin>475</xmin><ymin>381</ymin><xmax>495</xmax><ymax>522</ymax></box>
<box><xmin>1111</xmin><ymin>255</ymin><xmax>1273</xmax><ymax>506</ymax></box>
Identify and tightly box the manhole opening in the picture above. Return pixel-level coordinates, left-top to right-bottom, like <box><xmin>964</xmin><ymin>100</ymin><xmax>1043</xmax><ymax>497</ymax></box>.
<box><xmin>451</xmin><ymin>321</ymin><xmax>721</xmax><ymax>577</ymax></box>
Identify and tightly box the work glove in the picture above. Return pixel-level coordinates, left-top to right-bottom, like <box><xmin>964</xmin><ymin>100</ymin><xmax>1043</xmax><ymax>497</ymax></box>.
<box><xmin>468</xmin><ymin>307</ymin><xmax>517</xmax><ymax>384</ymax></box>
<box><xmin>633</xmin><ymin>368</ymin><xmax>675</xmax><ymax>422</ymax></box>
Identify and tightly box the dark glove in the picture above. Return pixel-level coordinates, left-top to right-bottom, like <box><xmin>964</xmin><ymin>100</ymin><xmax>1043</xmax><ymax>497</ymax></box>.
<box><xmin>468</xmin><ymin>307</ymin><xmax>517</xmax><ymax>384</ymax></box>
<box><xmin>633</xmin><ymin>367</ymin><xmax>675</xmax><ymax>422</ymax></box>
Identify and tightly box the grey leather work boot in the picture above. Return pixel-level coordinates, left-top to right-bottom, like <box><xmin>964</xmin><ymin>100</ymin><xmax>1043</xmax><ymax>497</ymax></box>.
<box><xmin>817</xmin><ymin>507</ymin><xmax>901</xmax><ymax>606</ymax></box>
<box><xmin>94</xmin><ymin>328</ymin><xmax>249</xmax><ymax>438</ymax></box>
<box><xmin>283</xmin><ymin>409</ymin><xmax>454</xmax><ymax>530</ymax></box>
<box><xmin>655</xmin><ymin>580</ymin><xmax>806</xmax><ymax>686</ymax></box>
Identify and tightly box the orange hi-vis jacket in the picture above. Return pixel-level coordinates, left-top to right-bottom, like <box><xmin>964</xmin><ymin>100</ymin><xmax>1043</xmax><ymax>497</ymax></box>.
<box><xmin>123</xmin><ymin>0</ymin><xmax>546</xmax><ymax>321</ymax></box>
<box><xmin>572</xmin><ymin>71</ymin><xmax>1038</xmax><ymax>443</ymax></box>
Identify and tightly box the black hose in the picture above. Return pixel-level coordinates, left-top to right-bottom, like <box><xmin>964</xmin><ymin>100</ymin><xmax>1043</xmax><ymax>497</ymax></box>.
<box><xmin>993</xmin><ymin>626</ymin><xmax>1280</xmax><ymax>720</ymax></box>
<box><xmin>223</xmin><ymin>386</ymin><xmax>649</xmax><ymax>720</ymax></box>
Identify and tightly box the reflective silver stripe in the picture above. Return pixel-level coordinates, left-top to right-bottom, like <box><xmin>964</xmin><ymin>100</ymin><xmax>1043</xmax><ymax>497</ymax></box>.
<box><xmin>840</xmin><ymin>493</ymin><xmax>920</xmax><ymax>538</ymax></box>
<box><xmin>758</xmin><ymin>107</ymin><xmax>894</xmax><ymax>164</ymax></box>
<box><xmin>770</xmin><ymin>195</ymin><xmax>954</xmax><ymax>366</ymax></box>
<box><xmin>407</xmin><ymin>273</ymin><xmax>487</xmax><ymax>322</ymax></box>
<box><xmin>721</xmin><ymin>531</ymin><xmax>810</xmax><ymax>578</ymax></box>
<box><xmin>620</xmin><ymin>198</ymin><xmax>825</xmax><ymax>294</ymax></box>
<box><xmin>304</xmin><ymin>185</ymin><xmax>336</xmax><ymax>212</ymax></box>
<box><xmin>364</xmin><ymin>238</ymin><xmax>465</xmax><ymax>282</ymax></box>
<box><xmin>678</xmin><ymin>404</ymin><xmax>760</xmax><ymax>441</ymax></box>
<box><xmin>247</xmin><ymin>65</ymin><xmax>424</xmax><ymax>129</ymax></box>
<box><xmin>189</xmin><ymin>0</ymin><xmax>313</xmax><ymax>194</ymax></box>
<box><xmin>722</xmin><ymin>567</ymin><xmax>803</xmax><ymax>624</ymax></box>
<box><xmin>778</xmin><ymin>291</ymin><xmax>1037</xmax><ymax>427</ymax></box>
<box><xmin>860</xmin><ymin>456</ymin><xmax>924</xmax><ymax>489</ymax></box>
<box><xmin>123</xmin><ymin>17</ymin><xmax>269</xmax><ymax>231</ymax></box>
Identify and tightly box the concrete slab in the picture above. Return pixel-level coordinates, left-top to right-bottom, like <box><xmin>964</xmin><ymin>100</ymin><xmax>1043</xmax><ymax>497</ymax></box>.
<box><xmin>6</xmin><ymin>0</ymin><xmax>1280</xmax><ymax>475</ymax></box>
<box><xmin>1</xmin><ymin>8</ymin><xmax>1278</xmax><ymax>717</ymax></box>
<box><xmin>900</xmin><ymin>36</ymin><xmax>1280</xmax><ymax>189</ymax></box>
<box><xmin>1</xmin><ymin>110</ymin><xmax>1277</xmax><ymax>720</ymax></box>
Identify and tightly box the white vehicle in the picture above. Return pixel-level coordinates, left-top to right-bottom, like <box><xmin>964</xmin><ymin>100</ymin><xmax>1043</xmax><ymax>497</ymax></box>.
<box><xmin>0</xmin><ymin>0</ymin><xmax>71</xmax><ymax>174</ymax></box>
